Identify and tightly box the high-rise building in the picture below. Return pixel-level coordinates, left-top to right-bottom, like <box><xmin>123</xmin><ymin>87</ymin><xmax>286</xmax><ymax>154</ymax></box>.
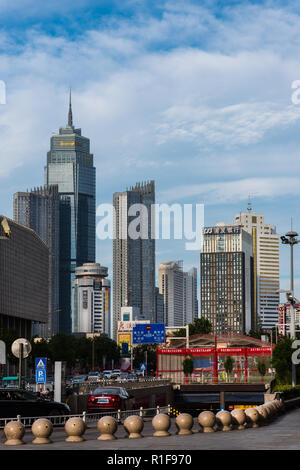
<box><xmin>233</xmin><ymin>206</ymin><xmax>280</xmax><ymax>330</ymax></box>
<box><xmin>158</xmin><ymin>261</ymin><xmax>198</xmax><ymax>327</ymax></box>
<box><xmin>72</xmin><ymin>263</ymin><xmax>110</xmax><ymax>336</ymax></box>
<box><xmin>0</xmin><ymin>215</ymin><xmax>49</xmax><ymax>340</ymax></box>
<box><xmin>183</xmin><ymin>267</ymin><xmax>198</xmax><ymax>325</ymax></box>
<box><xmin>13</xmin><ymin>185</ymin><xmax>60</xmax><ymax>336</ymax></box>
<box><xmin>155</xmin><ymin>287</ymin><xmax>164</xmax><ymax>324</ymax></box>
<box><xmin>44</xmin><ymin>92</ymin><xmax>96</xmax><ymax>333</ymax></box>
<box><xmin>113</xmin><ymin>181</ymin><xmax>155</xmax><ymax>339</ymax></box>
<box><xmin>200</xmin><ymin>224</ymin><xmax>254</xmax><ymax>334</ymax></box>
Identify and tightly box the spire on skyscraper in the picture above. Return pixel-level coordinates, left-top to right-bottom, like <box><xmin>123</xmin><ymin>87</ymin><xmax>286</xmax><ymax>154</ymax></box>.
<box><xmin>68</xmin><ymin>88</ymin><xmax>73</xmax><ymax>127</ymax></box>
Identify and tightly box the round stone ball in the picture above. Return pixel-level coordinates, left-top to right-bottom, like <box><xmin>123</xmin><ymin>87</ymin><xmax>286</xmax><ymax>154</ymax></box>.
<box><xmin>231</xmin><ymin>409</ymin><xmax>246</xmax><ymax>430</ymax></box>
<box><xmin>216</xmin><ymin>410</ymin><xmax>232</xmax><ymax>431</ymax></box>
<box><xmin>175</xmin><ymin>413</ymin><xmax>194</xmax><ymax>435</ymax></box>
<box><xmin>245</xmin><ymin>408</ymin><xmax>260</xmax><ymax>428</ymax></box>
<box><xmin>198</xmin><ymin>411</ymin><xmax>216</xmax><ymax>432</ymax></box>
<box><xmin>256</xmin><ymin>406</ymin><xmax>268</xmax><ymax>424</ymax></box>
<box><xmin>65</xmin><ymin>417</ymin><xmax>86</xmax><ymax>442</ymax></box>
<box><xmin>124</xmin><ymin>415</ymin><xmax>144</xmax><ymax>438</ymax></box>
<box><xmin>152</xmin><ymin>413</ymin><xmax>171</xmax><ymax>437</ymax></box>
<box><xmin>4</xmin><ymin>421</ymin><xmax>25</xmax><ymax>446</ymax></box>
<box><xmin>97</xmin><ymin>416</ymin><xmax>118</xmax><ymax>440</ymax></box>
<box><xmin>32</xmin><ymin>418</ymin><xmax>53</xmax><ymax>444</ymax></box>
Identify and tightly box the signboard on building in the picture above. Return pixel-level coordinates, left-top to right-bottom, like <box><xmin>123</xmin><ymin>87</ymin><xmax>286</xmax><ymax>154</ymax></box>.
<box><xmin>118</xmin><ymin>320</ymin><xmax>150</xmax><ymax>331</ymax></box>
<box><xmin>132</xmin><ymin>323</ymin><xmax>165</xmax><ymax>344</ymax></box>
<box><xmin>203</xmin><ymin>226</ymin><xmax>240</xmax><ymax>235</ymax></box>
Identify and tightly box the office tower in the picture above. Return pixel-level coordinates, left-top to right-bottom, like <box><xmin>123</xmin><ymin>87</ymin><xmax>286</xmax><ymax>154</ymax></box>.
<box><xmin>155</xmin><ymin>287</ymin><xmax>164</xmax><ymax>324</ymax></box>
<box><xmin>13</xmin><ymin>185</ymin><xmax>60</xmax><ymax>336</ymax></box>
<box><xmin>72</xmin><ymin>263</ymin><xmax>110</xmax><ymax>336</ymax></box>
<box><xmin>200</xmin><ymin>224</ymin><xmax>254</xmax><ymax>334</ymax></box>
<box><xmin>158</xmin><ymin>261</ymin><xmax>197</xmax><ymax>327</ymax></box>
<box><xmin>0</xmin><ymin>215</ymin><xmax>49</xmax><ymax>339</ymax></box>
<box><xmin>113</xmin><ymin>181</ymin><xmax>155</xmax><ymax>339</ymax></box>
<box><xmin>183</xmin><ymin>267</ymin><xmax>198</xmax><ymax>325</ymax></box>
<box><xmin>44</xmin><ymin>92</ymin><xmax>96</xmax><ymax>333</ymax></box>
<box><xmin>233</xmin><ymin>206</ymin><xmax>280</xmax><ymax>330</ymax></box>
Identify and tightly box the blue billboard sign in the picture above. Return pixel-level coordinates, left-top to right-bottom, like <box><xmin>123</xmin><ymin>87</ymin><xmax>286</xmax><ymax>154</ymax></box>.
<box><xmin>132</xmin><ymin>323</ymin><xmax>165</xmax><ymax>344</ymax></box>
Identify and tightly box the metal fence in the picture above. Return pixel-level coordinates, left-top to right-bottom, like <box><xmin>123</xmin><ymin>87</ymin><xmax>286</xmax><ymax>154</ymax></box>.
<box><xmin>0</xmin><ymin>405</ymin><xmax>171</xmax><ymax>429</ymax></box>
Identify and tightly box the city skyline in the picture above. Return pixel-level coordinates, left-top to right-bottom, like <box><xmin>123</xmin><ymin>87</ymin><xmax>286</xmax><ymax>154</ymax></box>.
<box><xmin>1</xmin><ymin>0</ymin><xmax>300</xmax><ymax>305</ymax></box>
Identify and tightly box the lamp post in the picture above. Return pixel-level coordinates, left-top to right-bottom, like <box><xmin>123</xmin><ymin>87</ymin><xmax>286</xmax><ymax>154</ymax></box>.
<box><xmin>281</xmin><ymin>229</ymin><xmax>300</xmax><ymax>386</ymax></box>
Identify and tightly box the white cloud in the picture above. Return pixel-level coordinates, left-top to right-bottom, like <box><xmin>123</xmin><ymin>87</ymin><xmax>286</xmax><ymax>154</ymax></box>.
<box><xmin>158</xmin><ymin>177</ymin><xmax>300</xmax><ymax>205</ymax></box>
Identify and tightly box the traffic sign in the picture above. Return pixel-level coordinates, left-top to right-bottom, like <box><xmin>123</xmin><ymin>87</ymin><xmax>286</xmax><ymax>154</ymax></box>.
<box><xmin>35</xmin><ymin>357</ymin><xmax>47</xmax><ymax>384</ymax></box>
<box><xmin>132</xmin><ymin>323</ymin><xmax>165</xmax><ymax>344</ymax></box>
<box><xmin>36</xmin><ymin>368</ymin><xmax>46</xmax><ymax>384</ymax></box>
<box><xmin>35</xmin><ymin>357</ymin><xmax>47</xmax><ymax>369</ymax></box>
<box><xmin>140</xmin><ymin>363</ymin><xmax>147</xmax><ymax>371</ymax></box>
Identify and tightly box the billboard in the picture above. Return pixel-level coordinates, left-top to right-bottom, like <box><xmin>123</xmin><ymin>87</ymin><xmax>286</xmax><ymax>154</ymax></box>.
<box><xmin>132</xmin><ymin>323</ymin><xmax>165</xmax><ymax>344</ymax></box>
<box><xmin>118</xmin><ymin>333</ymin><xmax>132</xmax><ymax>352</ymax></box>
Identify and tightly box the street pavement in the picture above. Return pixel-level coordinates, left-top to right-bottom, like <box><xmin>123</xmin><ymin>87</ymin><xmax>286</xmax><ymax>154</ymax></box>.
<box><xmin>1</xmin><ymin>408</ymin><xmax>300</xmax><ymax>451</ymax></box>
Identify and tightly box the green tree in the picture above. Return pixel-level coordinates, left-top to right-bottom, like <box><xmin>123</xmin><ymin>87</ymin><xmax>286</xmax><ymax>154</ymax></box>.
<box><xmin>257</xmin><ymin>359</ymin><xmax>267</xmax><ymax>383</ymax></box>
<box><xmin>133</xmin><ymin>344</ymin><xmax>157</xmax><ymax>374</ymax></box>
<box><xmin>224</xmin><ymin>356</ymin><xmax>234</xmax><ymax>382</ymax></box>
<box><xmin>182</xmin><ymin>356</ymin><xmax>194</xmax><ymax>376</ymax></box>
<box><xmin>271</xmin><ymin>338</ymin><xmax>294</xmax><ymax>385</ymax></box>
<box><xmin>173</xmin><ymin>317</ymin><xmax>212</xmax><ymax>338</ymax></box>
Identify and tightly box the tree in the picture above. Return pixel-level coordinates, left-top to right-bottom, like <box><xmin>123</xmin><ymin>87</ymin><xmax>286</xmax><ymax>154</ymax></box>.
<box><xmin>133</xmin><ymin>344</ymin><xmax>157</xmax><ymax>374</ymax></box>
<box><xmin>271</xmin><ymin>338</ymin><xmax>294</xmax><ymax>385</ymax></box>
<box><xmin>224</xmin><ymin>356</ymin><xmax>234</xmax><ymax>382</ymax></box>
<box><xmin>173</xmin><ymin>317</ymin><xmax>212</xmax><ymax>338</ymax></box>
<box><xmin>182</xmin><ymin>356</ymin><xmax>194</xmax><ymax>383</ymax></box>
<box><xmin>257</xmin><ymin>359</ymin><xmax>267</xmax><ymax>383</ymax></box>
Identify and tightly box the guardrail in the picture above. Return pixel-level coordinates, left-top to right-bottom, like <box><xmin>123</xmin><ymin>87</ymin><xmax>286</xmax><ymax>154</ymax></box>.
<box><xmin>0</xmin><ymin>405</ymin><xmax>171</xmax><ymax>429</ymax></box>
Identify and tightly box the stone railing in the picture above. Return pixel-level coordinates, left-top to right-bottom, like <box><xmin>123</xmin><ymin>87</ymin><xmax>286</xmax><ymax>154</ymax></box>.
<box><xmin>1</xmin><ymin>398</ymin><xmax>284</xmax><ymax>446</ymax></box>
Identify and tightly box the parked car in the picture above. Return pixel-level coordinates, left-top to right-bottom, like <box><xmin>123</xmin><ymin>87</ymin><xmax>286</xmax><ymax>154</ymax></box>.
<box><xmin>71</xmin><ymin>375</ymin><xmax>88</xmax><ymax>384</ymax></box>
<box><xmin>87</xmin><ymin>386</ymin><xmax>135</xmax><ymax>412</ymax></box>
<box><xmin>0</xmin><ymin>388</ymin><xmax>70</xmax><ymax>419</ymax></box>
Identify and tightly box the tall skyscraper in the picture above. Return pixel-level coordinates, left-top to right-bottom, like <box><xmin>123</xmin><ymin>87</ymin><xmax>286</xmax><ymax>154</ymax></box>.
<box><xmin>44</xmin><ymin>92</ymin><xmax>96</xmax><ymax>333</ymax></box>
<box><xmin>158</xmin><ymin>261</ymin><xmax>198</xmax><ymax>327</ymax></box>
<box><xmin>72</xmin><ymin>263</ymin><xmax>110</xmax><ymax>336</ymax></box>
<box><xmin>183</xmin><ymin>267</ymin><xmax>198</xmax><ymax>325</ymax></box>
<box><xmin>200</xmin><ymin>224</ymin><xmax>254</xmax><ymax>334</ymax></box>
<box><xmin>113</xmin><ymin>181</ymin><xmax>155</xmax><ymax>339</ymax></box>
<box><xmin>13</xmin><ymin>185</ymin><xmax>60</xmax><ymax>336</ymax></box>
<box><xmin>233</xmin><ymin>206</ymin><xmax>280</xmax><ymax>330</ymax></box>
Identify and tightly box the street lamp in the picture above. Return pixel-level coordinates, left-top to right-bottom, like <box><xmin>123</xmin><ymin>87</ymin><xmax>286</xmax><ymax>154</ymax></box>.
<box><xmin>281</xmin><ymin>229</ymin><xmax>300</xmax><ymax>386</ymax></box>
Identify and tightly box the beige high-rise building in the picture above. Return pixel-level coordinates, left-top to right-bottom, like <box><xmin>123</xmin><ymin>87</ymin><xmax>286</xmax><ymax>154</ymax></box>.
<box><xmin>159</xmin><ymin>261</ymin><xmax>198</xmax><ymax>327</ymax></box>
<box><xmin>233</xmin><ymin>206</ymin><xmax>280</xmax><ymax>330</ymax></box>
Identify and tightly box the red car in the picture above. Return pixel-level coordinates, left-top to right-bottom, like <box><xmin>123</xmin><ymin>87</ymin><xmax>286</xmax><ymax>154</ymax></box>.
<box><xmin>87</xmin><ymin>387</ymin><xmax>135</xmax><ymax>412</ymax></box>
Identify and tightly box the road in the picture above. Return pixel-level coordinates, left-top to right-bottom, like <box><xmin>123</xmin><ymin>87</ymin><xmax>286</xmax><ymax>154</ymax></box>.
<box><xmin>1</xmin><ymin>408</ymin><xmax>300</xmax><ymax>450</ymax></box>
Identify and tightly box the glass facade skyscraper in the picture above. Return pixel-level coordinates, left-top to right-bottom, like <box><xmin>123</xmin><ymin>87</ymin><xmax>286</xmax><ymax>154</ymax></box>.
<box><xmin>13</xmin><ymin>185</ymin><xmax>60</xmax><ymax>336</ymax></box>
<box><xmin>113</xmin><ymin>181</ymin><xmax>155</xmax><ymax>339</ymax></box>
<box><xmin>44</xmin><ymin>94</ymin><xmax>96</xmax><ymax>333</ymax></box>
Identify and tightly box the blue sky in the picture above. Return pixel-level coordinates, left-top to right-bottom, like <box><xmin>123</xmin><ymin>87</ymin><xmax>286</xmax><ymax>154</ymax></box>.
<box><xmin>1</xmin><ymin>0</ymin><xmax>300</xmax><ymax>302</ymax></box>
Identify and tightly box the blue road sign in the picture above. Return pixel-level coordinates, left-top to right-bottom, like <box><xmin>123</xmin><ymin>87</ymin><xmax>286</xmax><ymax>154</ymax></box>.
<box><xmin>35</xmin><ymin>357</ymin><xmax>47</xmax><ymax>384</ymax></box>
<box><xmin>35</xmin><ymin>357</ymin><xmax>47</xmax><ymax>369</ymax></box>
<box><xmin>36</xmin><ymin>368</ymin><xmax>46</xmax><ymax>384</ymax></box>
<box><xmin>132</xmin><ymin>323</ymin><xmax>165</xmax><ymax>344</ymax></box>
<box><xmin>121</xmin><ymin>343</ymin><xmax>129</xmax><ymax>355</ymax></box>
<box><xmin>140</xmin><ymin>363</ymin><xmax>147</xmax><ymax>371</ymax></box>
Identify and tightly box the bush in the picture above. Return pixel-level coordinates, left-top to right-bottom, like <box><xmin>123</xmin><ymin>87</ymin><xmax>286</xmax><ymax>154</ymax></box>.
<box><xmin>272</xmin><ymin>384</ymin><xmax>300</xmax><ymax>399</ymax></box>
